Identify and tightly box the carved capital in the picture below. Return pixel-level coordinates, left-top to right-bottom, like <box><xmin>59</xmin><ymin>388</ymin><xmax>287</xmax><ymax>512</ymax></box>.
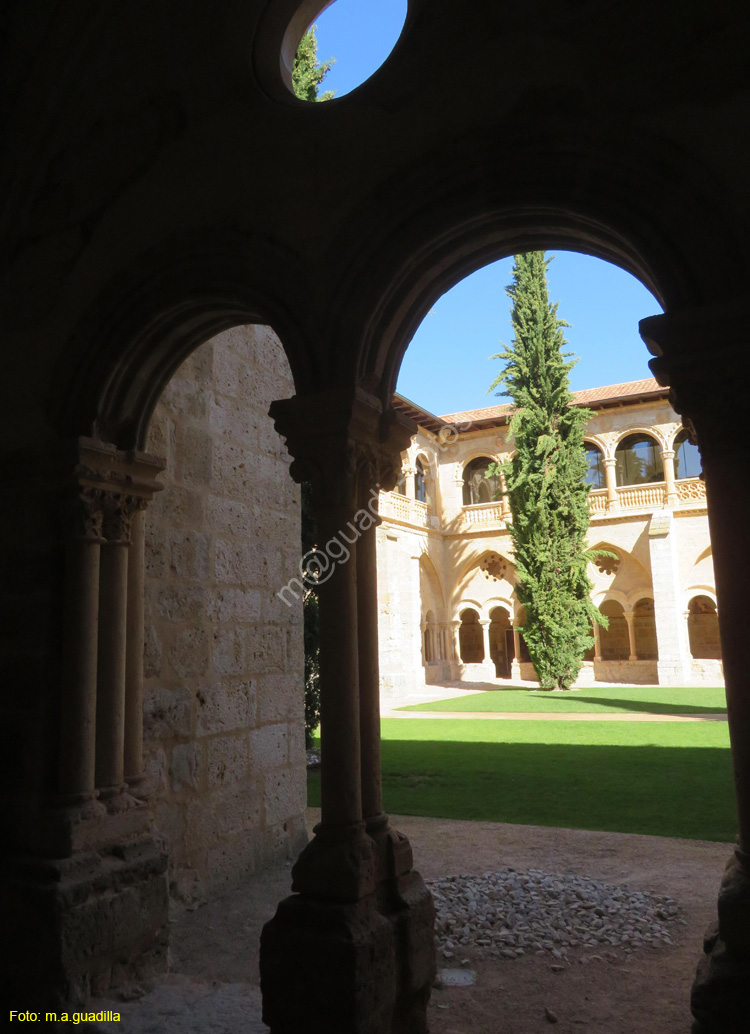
<box><xmin>269</xmin><ymin>388</ymin><xmax>415</xmax><ymax>509</ymax></box>
<box><xmin>68</xmin><ymin>487</ymin><xmax>107</xmax><ymax>543</ymax></box>
<box><xmin>101</xmin><ymin>492</ymin><xmax>145</xmax><ymax>545</ymax></box>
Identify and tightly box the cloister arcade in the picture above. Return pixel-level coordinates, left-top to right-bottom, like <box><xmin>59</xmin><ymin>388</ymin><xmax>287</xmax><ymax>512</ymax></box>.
<box><xmin>3</xmin><ymin>2</ymin><xmax>750</xmax><ymax>1032</ymax></box>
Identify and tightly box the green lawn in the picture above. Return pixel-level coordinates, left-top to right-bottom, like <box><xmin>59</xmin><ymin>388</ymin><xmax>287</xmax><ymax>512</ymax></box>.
<box><xmin>307</xmin><ymin>716</ymin><xmax>735</xmax><ymax>842</ymax></box>
<box><xmin>398</xmin><ymin>685</ymin><xmax>727</xmax><ymax>716</ymax></box>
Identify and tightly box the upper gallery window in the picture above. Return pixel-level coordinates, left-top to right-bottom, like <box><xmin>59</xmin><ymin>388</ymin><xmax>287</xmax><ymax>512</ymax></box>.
<box><xmin>584</xmin><ymin>444</ymin><xmax>606</xmax><ymax>489</ymax></box>
<box><xmin>615</xmin><ymin>434</ymin><xmax>664</xmax><ymax>486</ymax></box>
<box><xmin>415</xmin><ymin>458</ymin><xmax>427</xmax><ymax>503</ymax></box>
<box><xmin>674</xmin><ymin>429</ymin><xmax>702</xmax><ymax>480</ymax></box>
<box><xmin>462</xmin><ymin>457</ymin><xmax>500</xmax><ymax>506</ymax></box>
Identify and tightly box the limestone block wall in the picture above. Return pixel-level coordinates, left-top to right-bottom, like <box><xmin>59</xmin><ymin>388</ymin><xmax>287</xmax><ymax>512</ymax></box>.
<box><xmin>142</xmin><ymin>324</ymin><xmax>307</xmax><ymax>902</ymax></box>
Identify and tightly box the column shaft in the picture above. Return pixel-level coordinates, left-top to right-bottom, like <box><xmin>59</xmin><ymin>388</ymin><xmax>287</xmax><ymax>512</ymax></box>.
<box><xmin>317</xmin><ymin>502</ymin><xmax>363</xmax><ymax>827</ymax></box>
<box><xmin>624</xmin><ymin>612</ymin><xmax>638</xmax><ymax>661</ymax></box>
<box><xmin>59</xmin><ymin>531</ymin><xmax>102</xmax><ymax>804</ymax></box>
<box><xmin>357</xmin><ymin>509</ymin><xmax>383</xmax><ymax>824</ymax></box>
<box><xmin>96</xmin><ymin>536</ymin><xmax>130</xmax><ymax>796</ymax></box>
<box><xmin>124</xmin><ymin>506</ymin><xmax>146</xmax><ymax>790</ymax></box>
<box><xmin>662</xmin><ymin>449</ymin><xmax>678</xmax><ymax>507</ymax></box>
<box><xmin>604</xmin><ymin>457</ymin><xmax>619</xmax><ymax>510</ymax></box>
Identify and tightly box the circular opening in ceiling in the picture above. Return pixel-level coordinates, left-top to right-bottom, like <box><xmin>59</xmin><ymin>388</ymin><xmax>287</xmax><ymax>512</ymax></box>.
<box><xmin>291</xmin><ymin>0</ymin><xmax>408</xmax><ymax>102</ymax></box>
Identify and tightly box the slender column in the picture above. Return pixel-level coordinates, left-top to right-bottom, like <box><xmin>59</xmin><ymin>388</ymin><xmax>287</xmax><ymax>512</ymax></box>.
<box><xmin>604</xmin><ymin>457</ymin><xmax>619</xmax><ymax>511</ymax></box>
<box><xmin>357</xmin><ymin>483</ymin><xmax>384</xmax><ymax>827</ymax></box>
<box><xmin>662</xmin><ymin>448</ymin><xmax>678</xmax><ymax>507</ymax></box>
<box><xmin>643</xmin><ymin>305</ymin><xmax>750</xmax><ymax>1032</ymax></box>
<box><xmin>479</xmin><ymin>619</ymin><xmax>491</xmax><ymax>663</ymax></box>
<box><xmin>511</xmin><ymin>627</ymin><xmax>523</xmax><ymax>678</ymax></box>
<box><xmin>624</xmin><ymin>611</ymin><xmax>638</xmax><ymax>661</ymax></box>
<box><xmin>262</xmin><ymin>389</ymin><xmax>435</xmax><ymax>1034</ymax></box>
<box><xmin>124</xmin><ymin>504</ymin><xmax>147</xmax><ymax>793</ymax></box>
<box><xmin>451</xmin><ymin>620</ymin><xmax>461</xmax><ymax>661</ymax></box>
<box><xmin>95</xmin><ymin>494</ymin><xmax>136</xmax><ymax>809</ymax></box>
<box><xmin>593</xmin><ymin>624</ymin><xmax>602</xmax><ymax>660</ymax></box>
<box><xmin>404</xmin><ymin>466</ymin><xmax>417</xmax><ymax>499</ymax></box>
<box><xmin>500</xmin><ymin>473</ymin><xmax>511</xmax><ymax>517</ymax></box>
<box><xmin>57</xmin><ymin>488</ymin><xmax>106</xmax><ymax>816</ymax></box>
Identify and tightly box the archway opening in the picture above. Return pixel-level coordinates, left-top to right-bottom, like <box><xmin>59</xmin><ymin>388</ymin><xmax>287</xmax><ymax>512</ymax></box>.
<box><xmin>458</xmin><ymin>608</ymin><xmax>484</xmax><ymax>663</ymax></box>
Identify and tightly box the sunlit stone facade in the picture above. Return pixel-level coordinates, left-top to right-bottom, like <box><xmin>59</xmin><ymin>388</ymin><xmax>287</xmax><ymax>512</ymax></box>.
<box><xmin>378</xmin><ymin>379</ymin><xmax>721</xmax><ymax>702</ymax></box>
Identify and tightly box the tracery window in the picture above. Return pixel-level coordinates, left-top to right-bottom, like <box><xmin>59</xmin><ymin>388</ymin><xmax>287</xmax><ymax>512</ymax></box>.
<box><xmin>674</xmin><ymin>429</ymin><xmax>702</xmax><ymax>480</ymax></box>
<box><xmin>462</xmin><ymin>457</ymin><xmax>500</xmax><ymax>505</ymax></box>
<box><xmin>615</xmin><ymin>434</ymin><xmax>664</xmax><ymax>486</ymax></box>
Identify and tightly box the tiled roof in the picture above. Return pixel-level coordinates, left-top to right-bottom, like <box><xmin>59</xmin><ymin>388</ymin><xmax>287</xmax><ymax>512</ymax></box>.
<box><xmin>438</xmin><ymin>377</ymin><xmax>664</xmax><ymax>425</ymax></box>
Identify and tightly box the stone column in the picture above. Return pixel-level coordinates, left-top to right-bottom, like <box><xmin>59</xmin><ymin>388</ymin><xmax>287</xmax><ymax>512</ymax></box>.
<box><xmin>511</xmin><ymin>627</ymin><xmax>523</xmax><ymax>679</ymax></box>
<box><xmin>124</xmin><ymin>504</ymin><xmax>147</xmax><ymax>794</ymax></box>
<box><xmin>593</xmin><ymin>625</ymin><xmax>602</xmax><ymax>660</ymax></box>
<box><xmin>404</xmin><ymin>465</ymin><xmax>417</xmax><ymax>499</ymax></box>
<box><xmin>450</xmin><ymin>620</ymin><xmax>460</xmax><ymax>661</ymax></box>
<box><xmin>262</xmin><ymin>389</ymin><xmax>435</xmax><ymax>1034</ymax></box>
<box><xmin>604</xmin><ymin>457</ymin><xmax>619</xmax><ymax>511</ymax></box>
<box><xmin>57</xmin><ymin>488</ymin><xmax>107</xmax><ymax>819</ymax></box>
<box><xmin>500</xmin><ymin>473</ymin><xmax>511</xmax><ymax>518</ymax></box>
<box><xmin>479</xmin><ymin>618</ymin><xmax>491</xmax><ymax>663</ymax></box>
<box><xmin>643</xmin><ymin>304</ymin><xmax>750</xmax><ymax>1032</ymax></box>
<box><xmin>95</xmin><ymin>493</ymin><xmax>141</xmax><ymax>811</ymax></box>
<box><xmin>662</xmin><ymin>448</ymin><xmax>678</xmax><ymax>507</ymax></box>
<box><xmin>624</xmin><ymin>611</ymin><xmax>638</xmax><ymax>661</ymax></box>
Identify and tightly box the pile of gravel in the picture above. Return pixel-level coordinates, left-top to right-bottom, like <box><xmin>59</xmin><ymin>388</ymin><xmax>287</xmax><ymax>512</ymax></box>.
<box><xmin>428</xmin><ymin>868</ymin><xmax>684</xmax><ymax>964</ymax></box>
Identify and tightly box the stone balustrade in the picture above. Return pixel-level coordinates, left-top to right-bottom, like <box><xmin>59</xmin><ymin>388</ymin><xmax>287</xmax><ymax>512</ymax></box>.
<box><xmin>380</xmin><ymin>492</ymin><xmax>429</xmax><ymax>526</ymax></box>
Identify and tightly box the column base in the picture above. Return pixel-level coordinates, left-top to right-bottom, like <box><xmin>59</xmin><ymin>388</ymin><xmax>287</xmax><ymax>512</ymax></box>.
<box><xmin>0</xmin><ymin>832</ymin><xmax>169</xmax><ymax>1010</ymax></box>
<box><xmin>260</xmin><ymin>893</ymin><xmax>396</xmax><ymax>1034</ymax></box>
<box><xmin>368</xmin><ymin>816</ymin><xmax>436</xmax><ymax>1034</ymax></box>
<box><xmin>691</xmin><ymin>850</ymin><xmax>750</xmax><ymax>1033</ymax></box>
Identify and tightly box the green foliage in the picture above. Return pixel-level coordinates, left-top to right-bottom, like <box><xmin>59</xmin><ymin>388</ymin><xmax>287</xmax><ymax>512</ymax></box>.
<box><xmin>292</xmin><ymin>26</ymin><xmax>335</xmax><ymax>102</ymax></box>
<box><xmin>301</xmin><ymin>482</ymin><xmax>321</xmax><ymax>748</ymax></box>
<box><xmin>488</xmin><ymin>252</ymin><xmax>606</xmax><ymax>690</ymax></box>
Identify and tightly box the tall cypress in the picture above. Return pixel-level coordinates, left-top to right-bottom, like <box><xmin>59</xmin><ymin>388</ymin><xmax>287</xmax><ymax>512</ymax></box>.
<box><xmin>489</xmin><ymin>252</ymin><xmax>605</xmax><ymax>690</ymax></box>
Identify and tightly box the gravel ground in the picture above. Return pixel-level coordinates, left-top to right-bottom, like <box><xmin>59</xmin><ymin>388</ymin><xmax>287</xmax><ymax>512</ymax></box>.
<box><xmin>88</xmin><ymin>810</ymin><xmax>733</xmax><ymax>1034</ymax></box>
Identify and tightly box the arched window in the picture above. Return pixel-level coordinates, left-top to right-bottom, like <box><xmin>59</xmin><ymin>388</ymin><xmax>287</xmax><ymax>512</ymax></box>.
<box><xmin>415</xmin><ymin>458</ymin><xmax>427</xmax><ymax>503</ymax></box>
<box><xmin>599</xmin><ymin>600</ymin><xmax>629</xmax><ymax>659</ymax></box>
<box><xmin>584</xmin><ymin>444</ymin><xmax>605</xmax><ymax>489</ymax></box>
<box><xmin>674</xmin><ymin>429</ymin><xmax>702</xmax><ymax>480</ymax></box>
<box><xmin>633</xmin><ymin>598</ymin><xmax>658</xmax><ymax>660</ymax></box>
<box><xmin>458</xmin><ymin>608</ymin><xmax>484</xmax><ymax>662</ymax></box>
<box><xmin>615</xmin><ymin>434</ymin><xmax>664</xmax><ymax>486</ymax></box>
<box><xmin>688</xmin><ymin>595</ymin><xmax>721</xmax><ymax>659</ymax></box>
<box><xmin>462</xmin><ymin>457</ymin><xmax>499</xmax><ymax>505</ymax></box>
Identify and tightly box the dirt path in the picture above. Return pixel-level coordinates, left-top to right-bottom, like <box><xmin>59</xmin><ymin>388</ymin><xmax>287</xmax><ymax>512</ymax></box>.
<box><xmin>160</xmin><ymin>809</ymin><xmax>731</xmax><ymax>1034</ymax></box>
<box><xmin>386</xmin><ymin>710</ymin><xmax>727</xmax><ymax>721</ymax></box>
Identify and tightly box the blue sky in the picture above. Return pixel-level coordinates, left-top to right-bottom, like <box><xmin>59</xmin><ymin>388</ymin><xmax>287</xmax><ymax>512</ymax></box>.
<box><xmin>313</xmin><ymin>2</ymin><xmax>663</xmax><ymax>417</ymax></box>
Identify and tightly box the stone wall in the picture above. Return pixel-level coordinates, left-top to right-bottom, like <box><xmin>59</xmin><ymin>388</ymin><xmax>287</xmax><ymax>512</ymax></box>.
<box><xmin>142</xmin><ymin>324</ymin><xmax>307</xmax><ymax>902</ymax></box>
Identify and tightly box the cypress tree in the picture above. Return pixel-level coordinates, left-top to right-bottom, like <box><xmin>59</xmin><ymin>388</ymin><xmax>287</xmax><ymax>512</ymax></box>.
<box><xmin>488</xmin><ymin>252</ymin><xmax>605</xmax><ymax>690</ymax></box>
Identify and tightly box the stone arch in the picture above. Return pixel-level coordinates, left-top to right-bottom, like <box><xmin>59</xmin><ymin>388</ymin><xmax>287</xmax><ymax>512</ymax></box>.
<box><xmin>458</xmin><ymin>606</ymin><xmax>484</xmax><ymax>663</ymax></box>
<box><xmin>632</xmin><ymin>596</ymin><xmax>658</xmax><ymax>660</ymax></box>
<box><xmin>598</xmin><ymin>598</ymin><xmax>629</xmax><ymax>660</ymax></box>
<box><xmin>614</xmin><ymin>431</ymin><xmax>665</xmax><ymax>486</ymax></box>
<box><xmin>418</xmin><ymin>550</ymin><xmax>445</xmax><ymax>620</ymax></box>
<box><xmin>687</xmin><ymin>595</ymin><xmax>722</xmax><ymax>660</ymax></box>
<box><xmin>53</xmin><ymin>230</ymin><xmax>314</xmax><ymax>449</ymax></box>
<box><xmin>488</xmin><ymin>604</ymin><xmax>513</xmax><ymax>677</ymax></box>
